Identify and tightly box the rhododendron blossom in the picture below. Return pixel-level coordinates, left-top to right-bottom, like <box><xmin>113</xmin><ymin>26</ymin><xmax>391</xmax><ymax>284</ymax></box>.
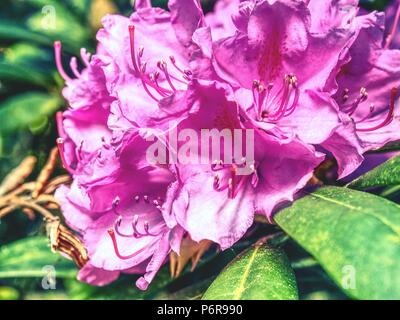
<box><xmin>53</xmin><ymin>0</ymin><xmax>400</xmax><ymax>290</ymax></box>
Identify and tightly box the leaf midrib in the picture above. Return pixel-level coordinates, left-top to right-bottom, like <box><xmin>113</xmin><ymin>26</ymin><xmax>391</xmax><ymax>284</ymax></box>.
<box><xmin>310</xmin><ymin>190</ymin><xmax>400</xmax><ymax>240</ymax></box>
<box><xmin>232</xmin><ymin>245</ymin><xmax>260</xmax><ymax>299</ymax></box>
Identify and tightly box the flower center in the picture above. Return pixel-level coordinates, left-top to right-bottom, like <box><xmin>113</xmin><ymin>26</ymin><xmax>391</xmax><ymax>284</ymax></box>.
<box><xmin>107</xmin><ymin>196</ymin><xmax>163</xmax><ymax>260</ymax></box>
<box><xmin>212</xmin><ymin>160</ymin><xmax>258</xmax><ymax>199</ymax></box>
<box><xmin>252</xmin><ymin>74</ymin><xmax>299</xmax><ymax>123</ymax></box>
<box><xmin>128</xmin><ymin>25</ymin><xmax>192</xmax><ymax>103</ymax></box>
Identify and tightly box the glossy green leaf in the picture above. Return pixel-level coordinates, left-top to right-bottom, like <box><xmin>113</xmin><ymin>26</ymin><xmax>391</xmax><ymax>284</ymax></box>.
<box><xmin>0</xmin><ymin>237</ymin><xmax>76</xmax><ymax>279</ymax></box>
<box><xmin>202</xmin><ymin>242</ymin><xmax>298</xmax><ymax>300</ymax></box>
<box><xmin>0</xmin><ymin>92</ymin><xmax>62</xmax><ymax>134</ymax></box>
<box><xmin>348</xmin><ymin>155</ymin><xmax>400</xmax><ymax>190</ymax></box>
<box><xmin>275</xmin><ymin>186</ymin><xmax>400</xmax><ymax>300</ymax></box>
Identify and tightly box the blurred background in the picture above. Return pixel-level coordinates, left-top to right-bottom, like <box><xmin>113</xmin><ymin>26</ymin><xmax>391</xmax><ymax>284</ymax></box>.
<box><xmin>0</xmin><ymin>0</ymin><xmax>394</xmax><ymax>300</ymax></box>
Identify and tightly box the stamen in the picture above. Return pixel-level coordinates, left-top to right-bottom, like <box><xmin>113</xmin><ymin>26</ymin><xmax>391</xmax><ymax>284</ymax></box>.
<box><xmin>252</xmin><ymin>80</ymin><xmax>265</xmax><ymax>120</ymax></box>
<box><xmin>169</xmin><ymin>55</ymin><xmax>183</xmax><ymax>74</ymax></box>
<box><xmin>150</xmin><ymin>72</ymin><xmax>170</xmax><ymax>97</ymax></box>
<box><xmin>114</xmin><ymin>216</ymin><xmax>137</xmax><ymax>238</ymax></box>
<box><xmin>227</xmin><ymin>165</ymin><xmax>247</xmax><ymax>199</ymax></box>
<box><xmin>158</xmin><ymin>60</ymin><xmax>176</xmax><ymax>92</ymax></box>
<box><xmin>345</xmin><ymin>87</ymin><xmax>368</xmax><ymax>116</ymax></box>
<box><xmin>356</xmin><ymin>88</ymin><xmax>398</xmax><ymax>132</ymax></box>
<box><xmin>131</xmin><ymin>215</ymin><xmax>151</xmax><ymax>237</ymax></box>
<box><xmin>80</xmin><ymin>48</ymin><xmax>91</xmax><ymax>67</ymax></box>
<box><xmin>169</xmin><ymin>55</ymin><xmax>193</xmax><ymax>82</ymax></box>
<box><xmin>142</xmin><ymin>79</ymin><xmax>161</xmax><ymax>102</ymax></box>
<box><xmin>69</xmin><ymin>57</ymin><xmax>81</xmax><ymax>78</ymax></box>
<box><xmin>108</xmin><ymin>229</ymin><xmax>147</xmax><ymax>260</ymax></box>
<box><xmin>255</xmin><ymin>75</ymin><xmax>299</xmax><ymax>123</ymax></box>
<box><xmin>54</xmin><ymin>41</ymin><xmax>72</xmax><ymax>82</ymax></box>
<box><xmin>129</xmin><ymin>26</ymin><xmax>141</xmax><ymax>75</ymax></box>
<box><xmin>128</xmin><ymin>25</ymin><xmax>189</xmax><ymax>101</ymax></box>
<box><xmin>268</xmin><ymin>75</ymin><xmax>298</xmax><ymax>121</ymax></box>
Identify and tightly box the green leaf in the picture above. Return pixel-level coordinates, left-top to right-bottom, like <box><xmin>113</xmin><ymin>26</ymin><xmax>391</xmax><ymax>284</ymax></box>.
<box><xmin>0</xmin><ymin>62</ymin><xmax>49</xmax><ymax>87</ymax></box>
<box><xmin>0</xmin><ymin>20</ymin><xmax>52</xmax><ymax>46</ymax></box>
<box><xmin>152</xmin><ymin>279</ymin><xmax>213</xmax><ymax>300</ymax></box>
<box><xmin>65</xmin><ymin>266</ymin><xmax>173</xmax><ymax>300</ymax></box>
<box><xmin>348</xmin><ymin>156</ymin><xmax>400</xmax><ymax>190</ymax></box>
<box><xmin>275</xmin><ymin>186</ymin><xmax>400</xmax><ymax>300</ymax></box>
<box><xmin>68</xmin><ymin>0</ymin><xmax>91</xmax><ymax>16</ymax></box>
<box><xmin>202</xmin><ymin>242</ymin><xmax>298</xmax><ymax>300</ymax></box>
<box><xmin>3</xmin><ymin>43</ymin><xmax>51</xmax><ymax>65</ymax></box>
<box><xmin>25</xmin><ymin>0</ymin><xmax>90</xmax><ymax>52</ymax></box>
<box><xmin>0</xmin><ymin>92</ymin><xmax>62</xmax><ymax>134</ymax></box>
<box><xmin>0</xmin><ymin>287</ymin><xmax>20</xmax><ymax>300</ymax></box>
<box><xmin>0</xmin><ymin>237</ymin><xmax>77</xmax><ymax>279</ymax></box>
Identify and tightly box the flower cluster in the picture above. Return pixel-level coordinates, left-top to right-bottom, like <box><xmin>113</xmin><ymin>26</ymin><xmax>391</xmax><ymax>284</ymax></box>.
<box><xmin>54</xmin><ymin>0</ymin><xmax>400</xmax><ymax>289</ymax></box>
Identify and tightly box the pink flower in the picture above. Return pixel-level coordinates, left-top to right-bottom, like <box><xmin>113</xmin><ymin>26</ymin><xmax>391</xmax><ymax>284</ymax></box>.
<box><xmin>333</xmin><ymin>9</ymin><xmax>400</xmax><ymax>152</ymax></box>
<box><xmin>96</xmin><ymin>0</ymin><xmax>204</xmax><ymax>131</ymax></box>
<box><xmin>53</xmin><ymin>0</ymin><xmax>400</xmax><ymax>290</ymax></box>
<box><xmin>160</xmin><ymin>80</ymin><xmax>324</xmax><ymax>248</ymax></box>
<box><xmin>192</xmin><ymin>0</ymin><xmax>400</xmax><ymax>178</ymax></box>
<box><xmin>317</xmin><ymin>2</ymin><xmax>400</xmax><ymax>178</ymax></box>
<box><xmin>54</xmin><ymin>41</ymin><xmax>114</xmax><ymax>175</ymax></box>
<box><xmin>55</xmin><ymin>129</ymin><xmax>183</xmax><ymax>290</ymax></box>
<box><xmin>53</xmin><ymin>0</ymin><xmax>205</xmax><ymax>288</ymax></box>
<box><xmin>192</xmin><ymin>0</ymin><xmax>355</xmax><ymax>177</ymax></box>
